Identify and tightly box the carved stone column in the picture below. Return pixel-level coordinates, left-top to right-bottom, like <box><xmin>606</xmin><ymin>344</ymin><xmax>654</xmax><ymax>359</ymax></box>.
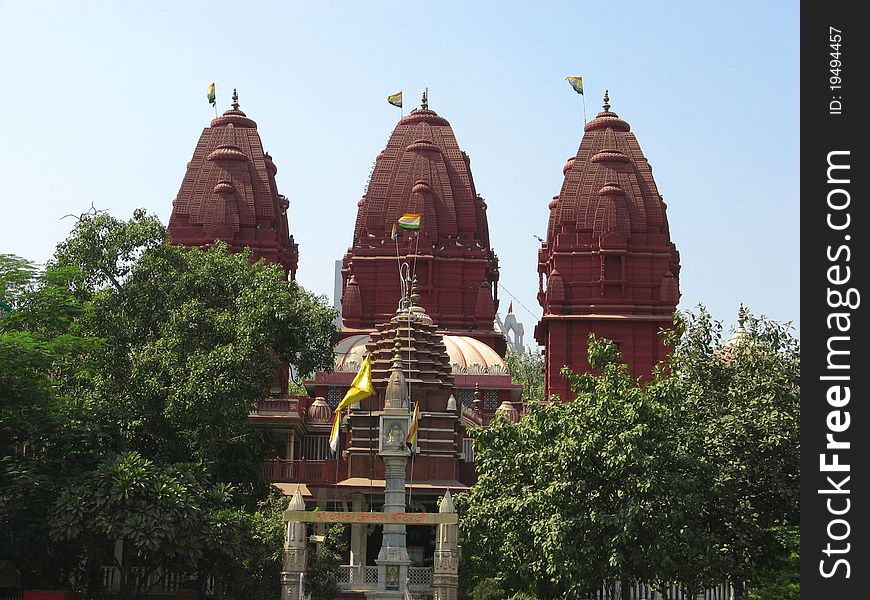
<box><xmin>433</xmin><ymin>490</ymin><xmax>459</xmax><ymax>600</ymax></box>
<box><xmin>367</xmin><ymin>338</ymin><xmax>412</xmax><ymax>600</ymax></box>
<box><xmin>350</xmin><ymin>492</ymin><xmax>368</xmax><ymax>588</ymax></box>
<box><xmin>281</xmin><ymin>486</ymin><xmax>307</xmax><ymax>600</ymax></box>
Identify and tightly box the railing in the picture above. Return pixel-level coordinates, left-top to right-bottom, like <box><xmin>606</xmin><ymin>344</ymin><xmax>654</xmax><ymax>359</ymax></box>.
<box><xmin>337</xmin><ymin>565</ymin><xmax>352</xmax><ymax>586</ymax></box>
<box><xmin>408</xmin><ymin>567</ymin><xmax>433</xmax><ymax>591</ymax></box>
<box><xmin>263</xmin><ymin>459</ymin><xmax>336</xmax><ymax>484</ymax></box>
<box><xmin>337</xmin><ymin>565</ymin><xmax>434</xmax><ymax>593</ymax></box>
<box><xmin>100</xmin><ymin>566</ymin><xmax>213</xmax><ymax>595</ymax></box>
<box><xmin>252</xmin><ymin>398</ymin><xmax>302</xmax><ymax>415</ymax></box>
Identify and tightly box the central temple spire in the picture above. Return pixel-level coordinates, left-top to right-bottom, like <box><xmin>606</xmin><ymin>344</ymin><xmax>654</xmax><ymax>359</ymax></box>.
<box><xmin>341</xmin><ymin>104</ymin><xmax>503</xmax><ymax>352</ymax></box>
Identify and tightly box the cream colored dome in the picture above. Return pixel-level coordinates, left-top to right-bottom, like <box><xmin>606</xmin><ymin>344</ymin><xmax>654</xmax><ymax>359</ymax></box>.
<box><xmin>334</xmin><ymin>334</ymin><xmax>371</xmax><ymax>372</ymax></box>
<box><xmin>333</xmin><ymin>334</ymin><xmax>508</xmax><ymax>375</ymax></box>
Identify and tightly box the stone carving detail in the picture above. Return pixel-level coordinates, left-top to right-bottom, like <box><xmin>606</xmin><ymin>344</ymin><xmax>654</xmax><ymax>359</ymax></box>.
<box><xmin>385</xmin><ymin>424</ymin><xmax>405</xmax><ymax>449</ymax></box>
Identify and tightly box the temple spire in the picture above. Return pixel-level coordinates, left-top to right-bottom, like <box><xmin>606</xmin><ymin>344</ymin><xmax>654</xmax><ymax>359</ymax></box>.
<box><xmin>603</xmin><ymin>89</ymin><xmax>610</xmax><ymax>112</ymax></box>
<box><xmin>232</xmin><ymin>88</ymin><xmax>240</xmax><ymax>111</ymax></box>
<box><xmin>421</xmin><ymin>88</ymin><xmax>428</xmax><ymax>110</ymax></box>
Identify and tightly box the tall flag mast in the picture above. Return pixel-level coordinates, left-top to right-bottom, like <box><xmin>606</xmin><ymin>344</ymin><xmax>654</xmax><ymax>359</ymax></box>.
<box><xmin>565</xmin><ymin>76</ymin><xmax>586</xmax><ymax>124</ymax></box>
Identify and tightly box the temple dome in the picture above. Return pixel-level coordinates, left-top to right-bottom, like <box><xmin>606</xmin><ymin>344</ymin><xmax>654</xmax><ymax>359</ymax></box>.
<box><xmin>307</xmin><ymin>397</ymin><xmax>333</xmax><ymax>423</ymax></box>
<box><xmin>351</xmin><ymin>105</ymin><xmax>491</xmax><ymax>249</ymax></box>
<box><xmin>341</xmin><ymin>98</ymin><xmax>502</xmax><ymax>350</ymax></box>
<box><xmin>545</xmin><ymin>91</ymin><xmax>674</xmax><ymax>242</ymax></box>
<box><xmin>168</xmin><ymin>90</ymin><xmax>298</xmax><ymax>280</ymax></box>
<box><xmin>536</xmin><ymin>90</ymin><xmax>682</xmax><ymax>395</ymax></box>
<box><xmin>334</xmin><ymin>333</ymin><xmax>508</xmax><ymax>376</ymax></box>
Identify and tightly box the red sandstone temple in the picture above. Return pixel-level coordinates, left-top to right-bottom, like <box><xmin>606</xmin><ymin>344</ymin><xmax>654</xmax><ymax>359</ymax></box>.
<box><xmin>167</xmin><ymin>89</ymin><xmax>680</xmax><ymax>590</ymax></box>
<box><xmin>168</xmin><ymin>90</ymin><xmax>299</xmax><ymax>280</ymax></box>
<box><xmin>535</xmin><ymin>91</ymin><xmax>680</xmax><ymax>400</ymax></box>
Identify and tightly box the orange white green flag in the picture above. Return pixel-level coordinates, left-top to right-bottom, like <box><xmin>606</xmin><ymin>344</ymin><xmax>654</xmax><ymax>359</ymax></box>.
<box><xmin>328</xmin><ymin>354</ymin><xmax>376</xmax><ymax>453</ymax></box>
<box><xmin>398</xmin><ymin>213</ymin><xmax>422</xmax><ymax>230</ymax></box>
<box><xmin>565</xmin><ymin>76</ymin><xmax>584</xmax><ymax>95</ymax></box>
<box><xmin>388</xmin><ymin>91</ymin><xmax>403</xmax><ymax>108</ymax></box>
<box><xmin>407</xmin><ymin>402</ymin><xmax>420</xmax><ymax>446</ymax></box>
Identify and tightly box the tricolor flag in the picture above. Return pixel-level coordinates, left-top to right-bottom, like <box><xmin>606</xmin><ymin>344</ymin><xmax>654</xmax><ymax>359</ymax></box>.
<box><xmin>328</xmin><ymin>354</ymin><xmax>376</xmax><ymax>453</ymax></box>
<box><xmin>565</xmin><ymin>76</ymin><xmax>584</xmax><ymax>95</ymax></box>
<box><xmin>207</xmin><ymin>82</ymin><xmax>216</xmax><ymax>106</ymax></box>
<box><xmin>388</xmin><ymin>91</ymin><xmax>403</xmax><ymax>108</ymax></box>
<box><xmin>407</xmin><ymin>402</ymin><xmax>420</xmax><ymax>446</ymax></box>
<box><xmin>397</xmin><ymin>213</ymin><xmax>422</xmax><ymax>230</ymax></box>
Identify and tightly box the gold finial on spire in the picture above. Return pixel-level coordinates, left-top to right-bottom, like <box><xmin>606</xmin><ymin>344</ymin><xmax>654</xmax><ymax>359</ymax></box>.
<box><xmin>603</xmin><ymin>90</ymin><xmax>610</xmax><ymax>112</ymax></box>
<box><xmin>737</xmin><ymin>303</ymin><xmax>746</xmax><ymax>328</ymax></box>
<box><xmin>410</xmin><ymin>276</ymin><xmax>420</xmax><ymax>307</ymax></box>
<box><xmin>421</xmin><ymin>88</ymin><xmax>428</xmax><ymax>110</ymax></box>
<box><xmin>232</xmin><ymin>89</ymin><xmax>240</xmax><ymax>111</ymax></box>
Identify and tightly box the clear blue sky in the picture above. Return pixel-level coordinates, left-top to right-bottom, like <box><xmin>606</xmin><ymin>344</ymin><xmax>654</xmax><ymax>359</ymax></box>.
<box><xmin>0</xmin><ymin>0</ymin><xmax>799</xmax><ymax>339</ymax></box>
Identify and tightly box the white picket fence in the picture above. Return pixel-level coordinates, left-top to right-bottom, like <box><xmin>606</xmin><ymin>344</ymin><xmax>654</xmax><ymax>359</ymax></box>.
<box><xmin>583</xmin><ymin>580</ymin><xmax>733</xmax><ymax>600</ymax></box>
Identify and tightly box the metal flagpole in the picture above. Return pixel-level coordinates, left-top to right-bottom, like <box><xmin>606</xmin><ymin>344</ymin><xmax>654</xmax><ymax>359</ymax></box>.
<box><xmin>582</xmin><ymin>92</ymin><xmax>587</xmax><ymax>124</ymax></box>
<box><xmin>407</xmin><ymin>412</ymin><xmax>417</xmax><ymax>508</ymax></box>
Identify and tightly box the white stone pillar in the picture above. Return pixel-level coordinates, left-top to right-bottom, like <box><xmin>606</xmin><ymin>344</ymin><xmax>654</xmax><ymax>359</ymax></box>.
<box><xmin>433</xmin><ymin>490</ymin><xmax>459</xmax><ymax>600</ymax></box>
<box><xmin>281</xmin><ymin>486</ymin><xmax>307</xmax><ymax>600</ymax></box>
<box><xmin>350</xmin><ymin>492</ymin><xmax>368</xmax><ymax>587</ymax></box>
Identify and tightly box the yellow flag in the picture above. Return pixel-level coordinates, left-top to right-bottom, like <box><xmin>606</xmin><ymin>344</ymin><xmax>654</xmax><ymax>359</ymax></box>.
<box><xmin>329</xmin><ymin>354</ymin><xmax>376</xmax><ymax>452</ymax></box>
<box><xmin>388</xmin><ymin>91</ymin><xmax>403</xmax><ymax>108</ymax></box>
<box><xmin>207</xmin><ymin>82</ymin><xmax>216</xmax><ymax>106</ymax></box>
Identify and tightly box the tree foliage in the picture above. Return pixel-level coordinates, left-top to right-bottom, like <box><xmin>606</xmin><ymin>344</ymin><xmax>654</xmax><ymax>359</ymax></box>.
<box><xmin>303</xmin><ymin>524</ymin><xmax>347</xmax><ymax>600</ymax></box>
<box><xmin>504</xmin><ymin>348</ymin><xmax>545</xmax><ymax>403</ymax></box>
<box><xmin>457</xmin><ymin>307</ymin><xmax>799</xmax><ymax>599</ymax></box>
<box><xmin>51</xmin><ymin>452</ymin><xmax>234</xmax><ymax>599</ymax></box>
<box><xmin>1</xmin><ymin>256</ymin><xmax>106</xmax><ymax>589</ymax></box>
<box><xmin>1</xmin><ymin>208</ymin><xmax>338</xmax><ymax>596</ymax></box>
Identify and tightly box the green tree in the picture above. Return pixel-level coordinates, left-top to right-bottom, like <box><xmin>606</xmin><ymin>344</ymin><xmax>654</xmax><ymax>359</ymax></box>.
<box><xmin>51</xmin><ymin>452</ymin><xmax>235</xmax><ymax>600</ymax></box>
<box><xmin>745</xmin><ymin>526</ymin><xmax>799</xmax><ymax>600</ymax></box>
<box><xmin>3</xmin><ymin>208</ymin><xmax>339</xmax><ymax>595</ymax></box>
<box><xmin>663</xmin><ymin>308</ymin><xmax>800</xmax><ymax>596</ymax></box>
<box><xmin>303</xmin><ymin>524</ymin><xmax>347</xmax><ymax>600</ymax></box>
<box><xmin>504</xmin><ymin>348</ymin><xmax>545</xmax><ymax>403</ymax></box>
<box><xmin>459</xmin><ymin>336</ymin><xmax>708</xmax><ymax>599</ymax></box>
<box><xmin>457</xmin><ymin>308</ymin><xmax>799</xmax><ymax>599</ymax></box>
<box><xmin>53</xmin><ymin>209</ymin><xmax>337</xmax><ymax>492</ymax></box>
<box><xmin>1</xmin><ymin>256</ymin><xmax>105</xmax><ymax>590</ymax></box>
<box><xmin>211</xmin><ymin>494</ymin><xmax>288</xmax><ymax>600</ymax></box>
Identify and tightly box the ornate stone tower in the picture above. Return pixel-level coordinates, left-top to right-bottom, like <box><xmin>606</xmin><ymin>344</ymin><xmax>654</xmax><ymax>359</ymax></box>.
<box><xmin>280</xmin><ymin>486</ymin><xmax>307</xmax><ymax>600</ymax></box>
<box><xmin>342</xmin><ymin>93</ymin><xmax>503</xmax><ymax>353</ymax></box>
<box><xmin>168</xmin><ymin>90</ymin><xmax>299</xmax><ymax>279</ymax></box>
<box><xmin>433</xmin><ymin>490</ymin><xmax>459</xmax><ymax>600</ymax></box>
<box><xmin>535</xmin><ymin>92</ymin><xmax>681</xmax><ymax>400</ymax></box>
<box><xmin>345</xmin><ymin>280</ymin><xmax>460</xmax><ymax>484</ymax></box>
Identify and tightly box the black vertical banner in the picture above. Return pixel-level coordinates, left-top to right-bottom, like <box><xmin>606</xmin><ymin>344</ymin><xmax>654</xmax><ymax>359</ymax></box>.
<box><xmin>801</xmin><ymin>2</ymin><xmax>868</xmax><ymax>597</ymax></box>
